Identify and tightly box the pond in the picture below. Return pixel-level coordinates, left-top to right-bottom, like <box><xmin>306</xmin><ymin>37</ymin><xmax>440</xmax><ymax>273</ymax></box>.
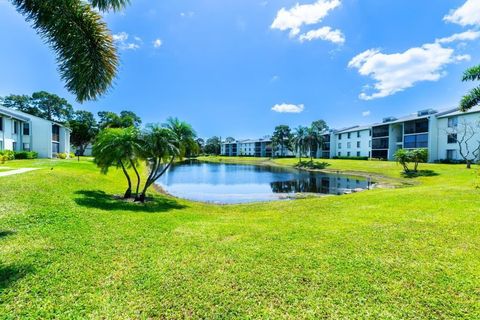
<box><xmin>155</xmin><ymin>160</ymin><xmax>372</xmax><ymax>204</ymax></box>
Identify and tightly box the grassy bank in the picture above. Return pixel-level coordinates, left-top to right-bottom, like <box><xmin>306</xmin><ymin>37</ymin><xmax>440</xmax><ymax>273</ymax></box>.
<box><xmin>0</xmin><ymin>157</ymin><xmax>479</xmax><ymax>318</ymax></box>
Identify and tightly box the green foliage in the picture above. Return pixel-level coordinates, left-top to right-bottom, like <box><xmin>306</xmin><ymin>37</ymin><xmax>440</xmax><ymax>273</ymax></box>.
<box><xmin>57</xmin><ymin>152</ymin><xmax>67</xmax><ymax>159</ymax></box>
<box><xmin>69</xmin><ymin>110</ymin><xmax>98</xmax><ymax>155</ymax></box>
<box><xmin>272</xmin><ymin>125</ymin><xmax>293</xmax><ymax>157</ymax></box>
<box><xmin>295</xmin><ymin>161</ymin><xmax>331</xmax><ymax>169</ymax></box>
<box><xmin>1</xmin><ymin>91</ymin><xmax>73</xmax><ymax>121</ymax></box>
<box><xmin>0</xmin><ymin>150</ymin><xmax>15</xmax><ymax>160</ymax></box>
<box><xmin>460</xmin><ymin>65</ymin><xmax>480</xmax><ymax>111</ymax></box>
<box><xmin>98</xmin><ymin>110</ymin><xmax>142</xmax><ymax>129</ymax></box>
<box><xmin>394</xmin><ymin>148</ymin><xmax>428</xmax><ymax>172</ymax></box>
<box><xmin>69</xmin><ymin>152</ymin><xmax>76</xmax><ymax>158</ymax></box>
<box><xmin>204</xmin><ymin>136</ymin><xmax>221</xmax><ymax>155</ymax></box>
<box><xmin>14</xmin><ymin>151</ymin><xmax>38</xmax><ymax>159</ymax></box>
<box><xmin>10</xmin><ymin>0</ymin><xmax>127</xmax><ymax>102</ymax></box>
<box><xmin>293</xmin><ymin>126</ymin><xmax>309</xmax><ymax>161</ymax></box>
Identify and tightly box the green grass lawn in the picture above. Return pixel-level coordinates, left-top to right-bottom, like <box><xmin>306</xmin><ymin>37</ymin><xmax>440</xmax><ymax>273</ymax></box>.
<box><xmin>1</xmin><ymin>157</ymin><xmax>480</xmax><ymax>318</ymax></box>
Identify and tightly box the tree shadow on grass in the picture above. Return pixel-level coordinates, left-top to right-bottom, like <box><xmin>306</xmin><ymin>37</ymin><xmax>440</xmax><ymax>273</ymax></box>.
<box><xmin>0</xmin><ymin>264</ymin><xmax>32</xmax><ymax>292</ymax></box>
<box><xmin>401</xmin><ymin>170</ymin><xmax>439</xmax><ymax>178</ymax></box>
<box><xmin>0</xmin><ymin>230</ymin><xmax>16</xmax><ymax>239</ymax></box>
<box><xmin>74</xmin><ymin>190</ymin><xmax>187</xmax><ymax>213</ymax></box>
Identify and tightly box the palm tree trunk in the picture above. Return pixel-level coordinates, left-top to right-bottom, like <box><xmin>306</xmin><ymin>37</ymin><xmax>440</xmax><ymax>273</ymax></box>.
<box><xmin>130</xmin><ymin>159</ymin><xmax>141</xmax><ymax>199</ymax></box>
<box><xmin>119</xmin><ymin>160</ymin><xmax>132</xmax><ymax>198</ymax></box>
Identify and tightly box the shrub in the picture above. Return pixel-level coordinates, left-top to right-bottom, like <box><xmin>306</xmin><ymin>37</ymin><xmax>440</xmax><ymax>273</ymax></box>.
<box><xmin>0</xmin><ymin>150</ymin><xmax>15</xmax><ymax>160</ymax></box>
<box><xmin>394</xmin><ymin>148</ymin><xmax>428</xmax><ymax>172</ymax></box>
<box><xmin>57</xmin><ymin>152</ymin><xmax>67</xmax><ymax>159</ymax></box>
<box><xmin>295</xmin><ymin>160</ymin><xmax>331</xmax><ymax>169</ymax></box>
<box><xmin>69</xmin><ymin>152</ymin><xmax>75</xmax><ymax>158</ymax></box>
<box><xmin>0</xmin><ymin>155</ymin><xmax>7</xmax><ymax>164</ymax></box>
<box><xmin>14</xmin><ymin>151</ymin><xmax>38</xmax><ymax>159</ymax></box>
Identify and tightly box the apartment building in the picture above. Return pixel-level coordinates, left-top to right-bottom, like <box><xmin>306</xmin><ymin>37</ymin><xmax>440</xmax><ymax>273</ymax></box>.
<box><xmin>0</xmin><ymin>105</ymin><xmax>71</xmax><ymax>158</ymax></box>
<box><xmin>221</xmin><ymin>107</ymin><xmax>480</xmax><ymax>163</ymax></box>
<box><xmin>221</xmin><ymin>137</ymin><xmax>294</xmax><ymax>157</ymax></box>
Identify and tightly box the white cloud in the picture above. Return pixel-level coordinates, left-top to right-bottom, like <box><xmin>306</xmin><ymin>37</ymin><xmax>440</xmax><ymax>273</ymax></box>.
<box><xmin>436</xmin><ymin>30</ymin><xmax>480</xmax><ymax>44</ymax></box>
<box><xmin>153</xmin><ymin>39</ymin><xmax>163</xmax><ymax>48</ymax></box>
<box><xmin>180</xmin><ymin>11</ymin><xmax>195</xmax><ymax>18</ymax></box>
<box><xmin>299</xmin><ymin>26</ymin><xmax>345</xmax><ymax>44</ymax></box>
<box><xmin>444</xmin><ymin>0</ymin><xmax>480</xmax><ymax>27</ymax></box>
<box><xmin>112</xmin><ymin>32</ymin><xmax>141</xmax><ymax>50</ymax></box>
<box><xmin>271</xmin><ymin>0</ymin><xmax>341</xmax><ymax>37</ymax></box>
<box><xmin>271</xmin><ymin>103</ymin><xmax>305</xmax><ymax>113</ymax></box>
<box><xmin>348</xmin><ymin>41</ymin><xmax>471</xmax><ymax>100</ymax></box>
<box><xmin>270</xmin><ymin>75</ymin><xmax>279</xmax><ymax>82</ymax></box>
<box><xmin>362</xmin><ymin>111</ymin><xmax>371</xmax><ymax>117</ymax></box>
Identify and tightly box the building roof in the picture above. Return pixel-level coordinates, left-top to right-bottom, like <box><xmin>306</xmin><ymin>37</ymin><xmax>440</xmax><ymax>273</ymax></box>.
<box><xmin>436</xmin><ymin>106</ymin><xmax>480</xmax><ymax>118</ymax></box>
<box><xmin>0</xmin><ymin>105</ymin><xmax>71</xmax><ymax>130</ymax></box>
<box><xmin>334</xmin><ymin>125</ymin><xmax>371</xmax><ymax>134</ymax></box>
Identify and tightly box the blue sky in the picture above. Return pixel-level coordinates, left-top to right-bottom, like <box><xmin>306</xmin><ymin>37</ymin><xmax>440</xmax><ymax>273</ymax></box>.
<box><xmin>1</xmin><ymin>0</ymin><xmax>480</xmax><ymax>139</ymax></box>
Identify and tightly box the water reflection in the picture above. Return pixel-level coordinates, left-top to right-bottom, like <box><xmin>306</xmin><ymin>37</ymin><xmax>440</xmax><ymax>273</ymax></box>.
<box><xmin>155</xmin><ymin>160</ymin><xmax>370</xmax><ymax>204</ymax></box>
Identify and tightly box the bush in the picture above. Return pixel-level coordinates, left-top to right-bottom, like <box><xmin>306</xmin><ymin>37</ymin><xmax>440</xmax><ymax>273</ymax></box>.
<box><xmin>14</xmin><ymin>151</ymin><xmax>38</xmax><ymax>159</ymax></box>
<box><xmin>0</xmin><ymin>150</ymin><xmax>15</xmax><ymax>160</ymax></box>
<box><xmin>394</xmin><ymin>148</ymin><xmax>428</xmax><ymax>172</ymax></box>
<box><xmin>333</xmin><ymin>156</ymin><xmax>369</xmax><ymax>161</ymax></box>
<box><xmin>0</xmin><ymin>155</ymin><xmax>7</xmax><ymax>164</ymax></box>
<box><xmin>57</xmin><ymin>152</ymin><xmax>67</xmax><ymax>159</ymax></box>
<box><xmin>69</xmin><ymin>152</ymin><xmax>75</xmax><ymax>158</ymax></box>
<box><xmin>295</xmin><ymin>160</ymin><xmax>331</xmax><ymax>169</ymax></box>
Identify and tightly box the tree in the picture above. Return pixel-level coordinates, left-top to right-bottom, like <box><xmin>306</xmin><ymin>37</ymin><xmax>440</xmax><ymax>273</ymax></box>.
<box><xmin>460</xmin><ymin>65</ymin><xmax>480</xmax><ymax>111</ymax></box>
<box><xmin>196</xmin><ymin>138</ymin><xmax>205</xmax><ymax>155</ymax></box>
<box><xmin>1</xmin><ymin>91</ymin><xmax>74</xmax><ymax>122</ymax></box>
<box><xmin>271</xmin><ymin>125</ymin><xmax>293</xmax><ymax>157</ymax></box>
<box><xmin>394</xmin><ymin>148</ymin><xmax>428</xmax><ymax>173</ymax></box>
<box><xmin>93</xmin><ymin>127</ymin><xmax>141</xmax><ymax>199</ymax></box>
<box><xmin>10</xmin><ymin>0</ymin><xmax>129</xmax><ymax>102</ymax></box>
<box><xmin>136</xmin><ymin>125</ymin><xmax>180</xmax><ymax>203</ymax></box>
<box><xmin>293</xmin><ymin>126</ymin><xmax>309</xmax><ymax>163</ymax></box>
<box><xmin>225</xmin><ymin>137</ymin><xmax>235</xmax><ymax>143</ymax></box>
<box><xmin>98</xmin><ymin>110</ymin><xmax>142</xmax><ymax>129</ymax></box>
<box><xmin>204</xmin><ymin>136</ymin><xmax>221</xmax><ymax>155</ymax></box>
<box><xmin>307</xmin><ymin>120</ymin><xmax>328</xmax><ymax>161</ymax></box>
<box><xmin>69</xmin><ymin>110</ymin><xmax>98</xmax><ymax>156</ymax></box>
<box><xmin>445</xmin><ymin>119</ymin><xmax>480</xmax><ymax>169</ymax></box>
<box><xmin>163</xmin><ymin>117</ymin><xmax>198</xmax><ymax>158</ymax></box>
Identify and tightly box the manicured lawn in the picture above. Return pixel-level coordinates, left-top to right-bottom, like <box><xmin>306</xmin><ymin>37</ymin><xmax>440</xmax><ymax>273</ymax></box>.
<box><xmin>1</xmin><ymin>157</ymin><xmax>479</xmax><ymax>318</ymax></box>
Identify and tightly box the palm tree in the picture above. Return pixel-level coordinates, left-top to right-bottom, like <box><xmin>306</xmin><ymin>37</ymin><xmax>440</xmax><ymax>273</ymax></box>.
<box><xmin>460</xmin><ymin>65</ymin><xmax>480</xmax><ymax>111</ymax></box>
<box><xmin>163</xmin><ymin>117</ymin><xmax>198</xmax><ymax>158</ymax></box>
<box><xmin>293</xmin><ymin>126</ymin><xmax>308</xmax><ymax>163</ymax></box>
<box><xmin>136</xmin><ymin>125</ymin><xmax>180</xmax><ymax>203</ymax></box>
<box><xmin>93</xmin><ymin>127</ymin><xmax>140</xmax><ymax>199</ymax></box>
<box><xmin>10</xmin><ymin>0</ymin><xmax>129</xmax><ymax>102</ymax></box>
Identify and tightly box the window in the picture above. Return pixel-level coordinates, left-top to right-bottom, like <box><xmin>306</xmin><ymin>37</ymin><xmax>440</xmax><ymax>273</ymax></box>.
<box><xmin>447</xmin><ymin>133</ymin><xmax>457</xmax><ymax>144</ymax></box>
<box><xmin>13</xmin><ymin>121</ymin><xmax>18</xmax><ymax>134</ymax></box>
<box><xmin>52</xmin><ymin>142</ymin><xmax>60</xmax><ymax>154</ymax></box>
<box><xmin>369</xmin><ymin>129</ymin><xmax>372</xmax><ymax>136</ymax></box>
<box><xmin>338</xmin><ymin>134</ymin><xmax>342</xmax><ymax>140</ymax></box>
<box><xmin>337</xmin><ymin>152</ymin><xmax>341</xmax><ymax>157</ymax></box>
<box><xmin>372</xmin><ymin>125</ymin><xmax>389</xmax><ymax>138</ymax></box>
<box><xmin>447</xmin><ymin>149</ymin><xmax>457</xmax><ymax>160</ymax></box>
<box><xmin>52</xmin><ymin>125</ymin><xmax>60</xmax><ymax>142</ymax></box>
<box><xmin>23</xmin><ymin>123</ymin><xmax>30</xmax><ymax>135</ymax></box>
<box><xmin>347</xmin><ymin>152</ymin><xmax>351</xmax><ymax>157</ymax></box>
<box><xmin>404</xmin><ymin>119</ymin><xmax>429</xmax><ymax>134</ymax></box>
<box><xmin>357</xmin><ymin>141</ymin><xmax>361</xmax><ymax>148</ymax></box>
<box><xmin>338</xmin><ymin>143</ymin><xmax>341</xmax><ymax>149</ymax></box>
<box><xmin>12</xmin><ymin>142</ymin><xmax>17</xmax><ymax>151</ymax></box>
<box><xmin>23</xmin><ymin>143</ymin><xmax>30</xmax><ymax>151</ymax></box>
<box><xmin>0</xmin><ymin>117</ymin><xmax>2</xmax><ymax>131</ymax></box>
<box><xmin>372</xmin><ymin>138</ymin><xmax>389</xmax><ymax>149</ymax></box>
<box><xmin>372</xmin><ymin>150</ymin><xmax>388</xmax><ymax>159</ymax></box>
<box><xmin>357</xmin><ymin>131</ymin><xmax>361</xmax><ymax>138</ymax></box>
<box><xmin>404</xmin><ymin>133</ymin><xmax>428</xmax><ymax>148</ymax></box>
<box><xmin>369</xmin><ymin>140</ymin><xmax>372</xmax><ymax>147</ymax></box>
<box><xmin>448</xmin><ymin>116</ymin><xmax>458</xmax><ymax>128</ymax></box>
<box><xmin>347</xmin><ymin>142</ymin><xmax>351</xmax><ymax>149</ymax></box>
<box><xmin>357</xmin><ymin>151</ymin><xmax>361</xmax><ymax>157</ymax></box>
<box><xmin>347</xmin><ymin>133</ymin><xmax>351</xmax><ymax>139</ymax></box>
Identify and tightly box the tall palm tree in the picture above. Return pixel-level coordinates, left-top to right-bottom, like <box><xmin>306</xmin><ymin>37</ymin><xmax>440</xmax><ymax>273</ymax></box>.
<box><xmin>293</xmin><ymin>126</ymin><xmax>308</xmax><ymax>163</ymax></box>
<box><xmin>460</xmin><ymin>65</ymin><xmax>480</xmax><ymax>112</ymax></box>
<box><xmin>93</xmin><ymin>127</ymin><xmax>140</xmax><ymax>199</ymax></box>
<box><xmin>10</xmin><ymin>0</ymin><xmax>129</xmax><ymax>102</ymax></box>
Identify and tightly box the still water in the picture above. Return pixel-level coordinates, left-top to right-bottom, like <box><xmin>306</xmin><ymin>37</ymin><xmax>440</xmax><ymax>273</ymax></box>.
<box><xmin>155</xmin><ymin>161</ymin><xmax>371</xmax><ymax>204</ymax></box>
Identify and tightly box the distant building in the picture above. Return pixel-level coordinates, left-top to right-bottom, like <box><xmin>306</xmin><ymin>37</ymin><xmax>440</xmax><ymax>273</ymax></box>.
<box><xmin>0</xmin><ymin>105</ymin><xmax>71</xmax><ymax>158</ymax></box>
<box><xmin>221</xmin><ymin>106</ymin><xmax>480</xmax><ymax>162</ymax></box>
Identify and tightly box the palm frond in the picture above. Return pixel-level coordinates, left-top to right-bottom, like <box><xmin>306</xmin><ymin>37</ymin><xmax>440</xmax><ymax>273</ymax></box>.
<box><xmin>460</xmin><ymin>87</ymin><xmax>480</xmax><ymax>112</ymax></box>
<box><xmin>89</xmin><ymin>0</ymin><xmax>129</xmax><ymax>12</ymax></box>
<box><xmin>12</xmin><ymin>0</ymin><xmax>119</xmax><ymax>102</ymax></box>
<box><xmin>462</xmin><ymin>65</ymin><xmax>480</xmax><ymax>82</ymax></box>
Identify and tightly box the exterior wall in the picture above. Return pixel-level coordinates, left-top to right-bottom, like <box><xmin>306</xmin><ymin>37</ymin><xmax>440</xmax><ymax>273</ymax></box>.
<box><xmin>334</xmin><ymin>129</ymin><xmax>371</xmax><ymax>157</ymax></box>
<box><xmin>0</xmin><ymin>106</ymin><xmax>71</xmax><ymax>158</ymax></box>
<box><xmin>436</xmin><ymin>112</ymin><xmax>480</xmax><ymax>162</ymax></box>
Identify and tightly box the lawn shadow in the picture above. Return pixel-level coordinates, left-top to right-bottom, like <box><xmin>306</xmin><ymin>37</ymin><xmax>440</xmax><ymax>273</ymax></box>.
<box><xmin>0</xmin><ymin>264</ymin><xmax>32</xmax><ymax>292</ymax></box>
<box><xmin>74</xmin><ymin>190</ymin><xmax>187</xmax><ymax>213</ymax></box>
<box><xmin>0</xmin><ymin>230</ymin><xmax>16</xmax><ymax>239</ymax></box>
<box><xmin>401</xmin><ymin>170</ymin><xmax>439</xmax><ymax>178</ymax></box>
